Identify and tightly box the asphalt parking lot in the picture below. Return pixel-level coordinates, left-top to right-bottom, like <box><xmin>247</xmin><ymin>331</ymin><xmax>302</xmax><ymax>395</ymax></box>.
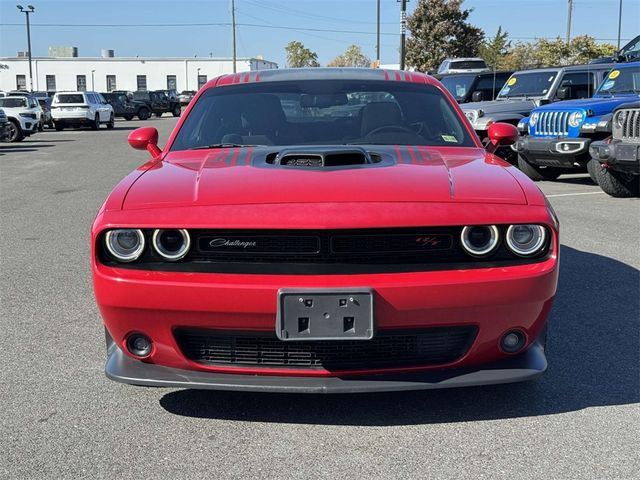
<box><xmin>1</xmin><ymin>118</ymin><xmax>638</xmax><ymax>479</ymax></box>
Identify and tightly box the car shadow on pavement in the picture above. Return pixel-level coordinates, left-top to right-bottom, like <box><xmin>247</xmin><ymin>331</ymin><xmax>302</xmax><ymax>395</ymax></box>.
<box><xmin>159</xmin><ymin>246</ymin><xmax>639</xmax><ymax>426</ymax></box>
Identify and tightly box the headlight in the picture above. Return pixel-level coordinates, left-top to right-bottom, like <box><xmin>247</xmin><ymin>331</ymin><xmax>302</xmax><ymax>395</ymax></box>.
<box><xmin>105</xmin><ymin>229</ymin><xmax>145</xmax><ymax>262</ymax></box>
<box><xmin>568</xmin><ymin>111</ymin><xmax>584</xmax><ymax>128</ymax></box>
<box><xmin>505</xmin><ymin>225</ymin><xmax>547</xmax><ymax>257</ymax></box>
<box><xmin>614</xmin><ymin>110</ymin><xmax>626</xmax><ymax>128</ymax></box>
<box><xmin>465</xmin><ymin>110</ymin><xmax>478</xmax><ymax>123</ymax></box>
<box><xmin>460</xmin><ymin>225</ymin><xmax>500</xmax><ymax>257</ymax></box>
<box><xmin>530</xmin><ymin>112</ymin><xmax>539</xmax><ymax>127</ymax></box>
<box><xmin>152</xmin><ymin>229</ymin><xmax>191</xmax><ymax>261</ymax></box>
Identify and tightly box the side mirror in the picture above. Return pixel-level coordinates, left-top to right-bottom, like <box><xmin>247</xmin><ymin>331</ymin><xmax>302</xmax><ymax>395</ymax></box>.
<box><xmin>128</xmin><ymin>127</ymin><xmax>162</xmax><ymax>158</ymax></box>
<box><xmin>485</xmin><ymin>122</ymin><xmax>519</xmax><ymax>154</ymax></box>
<box><xmin>556</xmin><ymin>86</ymin><xmax>570</xmax><ymax>100</ymax></box>
<box><xmin>471</xmin><ymin>91</ymin><xmax>484</xmax><ymax>102</ymax></box>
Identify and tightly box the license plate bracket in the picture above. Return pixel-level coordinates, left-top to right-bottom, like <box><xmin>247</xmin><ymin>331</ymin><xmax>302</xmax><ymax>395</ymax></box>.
<box><xmin>276</xmin><ymin>288</ymin><xmax>374</xmax><ymax>341</ymax></box>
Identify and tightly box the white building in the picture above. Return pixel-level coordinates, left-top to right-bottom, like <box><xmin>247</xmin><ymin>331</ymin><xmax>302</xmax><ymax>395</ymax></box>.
<box><xmin>0</xmin><ymin>56</ymin><xmax>278</xmax><ymax>93</ymax></box>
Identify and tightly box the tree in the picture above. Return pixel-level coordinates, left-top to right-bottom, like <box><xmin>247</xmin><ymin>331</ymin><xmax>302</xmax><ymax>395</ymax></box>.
<box><xmin>479</xmin><ymin>26</ymin><xmax>511</xmax><ymax>70</ymax></box>
<box><xmin>499</xmin><ymin>42</ymin><xmax>538</xmax><ymax>70</ymax></box>
<box><xmin>285</xmin><ymin>41</ymin><xmax>320</xmax><ymax>68</ymax></box>
<box><xmin>406</xmin><ymin>0</ymin><xmax>484</xmax><ymax>72</ymax></box>
<box><xmin>328</xmin><ymin>44</ymin><xmax>371</xmax><ymax>67</ymax></box>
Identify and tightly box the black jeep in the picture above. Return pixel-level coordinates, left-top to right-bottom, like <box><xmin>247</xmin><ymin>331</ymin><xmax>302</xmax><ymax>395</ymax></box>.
<box><xmin>132</xmin><ymin>91</ymin><xmax>181</xmax><ymax>117</ymax></box>
<box><xmin>103</xmin><ymin>92</ymin><xmax>151</xmax><ymax>121</ymax></box>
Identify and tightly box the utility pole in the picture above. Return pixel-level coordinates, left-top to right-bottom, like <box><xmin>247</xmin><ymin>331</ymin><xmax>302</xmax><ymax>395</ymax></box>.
<box><xmin>565</xmin><ymin>0</ymin><xmax>573</xmax><ymax>44</ymax></box>
<box><xmin>16</xmin><ymin>5</ymin><xmax>35</xmax><ymax>91</ymax></box>
<box><xmin>399</xmin><ymin>0</ymin><xmax>407</xmax><ymax>70</ymax></box>
<box><xmin>230</xmin><ymin>0</ymin><xmax>237</xmax><ymax>73</ymax></box>
<box><xmin>376</xmin><ymin>0</ymin><xmax>381</xmax><ymax>65</ymax></box>
<box><xmin>617</xmin><ymin>0</ymin><xmax>623</xmax><ymax>49</ymax></box>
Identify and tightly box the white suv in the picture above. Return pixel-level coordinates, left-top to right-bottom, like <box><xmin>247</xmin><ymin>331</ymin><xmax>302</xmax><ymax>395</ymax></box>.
<box><xmin>51</xmin><ymin>91</ymin><xmax>114</xmax><ymax>131</ymax></box>
<box><xmin>0</xmin><ymin>95</ymin><xmax>41</xmax><ymax>142</ymax></box>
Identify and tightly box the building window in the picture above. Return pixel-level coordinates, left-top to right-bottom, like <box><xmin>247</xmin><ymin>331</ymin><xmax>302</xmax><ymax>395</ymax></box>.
<box><xmin>136</xmin><ymin>75</ymin><xmax>147</xmax><ymax>92</ymax></box>
<box><xmin>76</xmin><ymin>75</ymin><xmax>87</xmax><ymax>91</ymax></box>
<box><xmin>45</xmin><ymin>75</ymin><xmax>56</xmax><ymax>92</ymax></box>
<box><xmin>106</xmin><ymin>75</ymin><xmax>117</xmax><ymax>92</ymax></box>
<box><xmin>197</xmin><ymin>75</ymin><xmax>207</xmax><ymax>89</ymax></box>
<box><xmin>167</xmin><ymin>75</ymin><xmax>177</xmax><ymax>90</ymax></box>
<box><xmin>16</xmin><ymin>74</ymin><xmax>26</xmax><ymax>90</ymax></box>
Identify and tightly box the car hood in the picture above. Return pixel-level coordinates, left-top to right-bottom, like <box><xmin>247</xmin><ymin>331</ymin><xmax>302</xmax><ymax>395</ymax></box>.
<box><xmin>460</xmin><ymin>98</ymin><xmax>538</xmax><ymax>115</ymax></box>
<box><xmin>534</xmin><ymin>95</ymin><xmax>640</xmax><ymax>116</ymax></box>
<box><xmin>122</xmin><ymin>146</ymin><xmax>528</xmax><ymax>210</ymax></box>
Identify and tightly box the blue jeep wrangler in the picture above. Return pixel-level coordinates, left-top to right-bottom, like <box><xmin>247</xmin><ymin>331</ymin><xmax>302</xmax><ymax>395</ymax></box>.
<box><xmin>515</xmin><ymin>62</ymin><xmax>640</xmax><ymax>181</ymax></box>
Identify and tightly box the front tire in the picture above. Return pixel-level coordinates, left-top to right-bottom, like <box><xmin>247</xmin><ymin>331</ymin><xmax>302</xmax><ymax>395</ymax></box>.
<box><xmin>155</xmin><ymin>112</ymin><xmax>163</xmax><ymax>118</ymax></box>
<box><xmin>5</xmin><ymin>120</ymin><xmax>23</xmax><ymax>142</ymax></box>
<box><xmin>586</xmin><ymin>158</ymin><xmax>599</xmax><ymax>184</ymax></box>
<box><xmin>595</xmin><ymin>165</ymin><xmax>639</xmax><ymax>198</ymax></box>
<box><xmin>38</xmin><ymin>119</ymin><xmax>44</xmax><ymax>132</ymax></box>
<box><xmin>54</xmin><ymin>122</ymin><xmax>64</xmax><ymax>131</ymax></box>
<box><xmin>517</xmin><ymin>154</ymin><xmax>562</xmax><ymax>181</ymax></box>
<box><xmin>91</xmin><ymin>114</ymin><xmax>100</xmax><ymax>130</ymax></box>
<box><xmin>123</xmin><ymin>115</ymin><xmax>134</xmax><ymax>121</ymax></box>
<box><xmin>172</xmin><ymin>105</ymin><xmax>181</xmax><ymax>117</ymax></box>
<box><xmin>106</xmin><ymin>114</ymin><xmax>115</xmax><ymax>129</ymax></box>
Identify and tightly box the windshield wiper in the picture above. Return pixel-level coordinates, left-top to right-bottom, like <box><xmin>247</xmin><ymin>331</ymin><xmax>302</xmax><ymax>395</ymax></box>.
<box><xmin>189</xmin><ymin>143</ymin><xmax>258</xmax><ymax>150</ymax></box>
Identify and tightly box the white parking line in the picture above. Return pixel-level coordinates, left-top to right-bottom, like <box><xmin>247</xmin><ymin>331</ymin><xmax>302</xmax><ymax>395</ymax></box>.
<box><xmin>546</xmin><ymin>191</ymin><xmax>605</xmax><ymax>198</ymax></box>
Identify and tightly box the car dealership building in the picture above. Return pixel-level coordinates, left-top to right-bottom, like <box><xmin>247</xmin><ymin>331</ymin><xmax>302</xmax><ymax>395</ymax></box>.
<box><xmin>0</xmin><ymin>55</ymin><xmax>278</xmax><ymax>93</ymax></box>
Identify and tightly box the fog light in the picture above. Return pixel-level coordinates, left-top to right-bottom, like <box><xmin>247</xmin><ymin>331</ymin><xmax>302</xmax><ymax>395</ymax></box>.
<box><xmin>501</xmin><ymin>330</ymin><xmax>526</xmax><ymax>353</ymax></box>
<box><xmin>126</xmin><ymin>333</ymin><xmax>153</xmax><ymax>358</ymax></box>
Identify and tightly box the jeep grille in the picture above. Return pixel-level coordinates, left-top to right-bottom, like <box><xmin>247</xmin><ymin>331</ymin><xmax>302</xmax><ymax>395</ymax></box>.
<box><xmin>535</xmin><ymin>111</ymin><xmax>570</xmax><ymax>136</ymax></box>
<box><xmin>614</xmin><ymin>108</ymin><xmax>640</xmax><ymax>143</ymax></box>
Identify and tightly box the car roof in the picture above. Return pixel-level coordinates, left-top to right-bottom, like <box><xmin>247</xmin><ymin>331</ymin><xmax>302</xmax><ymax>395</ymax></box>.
<box><xmin>610</xmin><ymin>61</ymin><xmax>640</xmax><ymax>69</ymax></box>
<box><xmin>208</xmin><ymin>68</ymin><xmax>438</xmax><ymax>88</ymax></box>
<box><xmin>514</xmin><ymin>63</ymin><xmax>617</xmax><ymax>75</ymax></box>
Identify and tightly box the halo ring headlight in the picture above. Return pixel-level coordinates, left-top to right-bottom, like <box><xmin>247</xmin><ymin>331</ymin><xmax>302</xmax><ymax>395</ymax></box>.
<box><xmin>105</xmin><ymin>229</ymin><xmax>145</xmax><ymax>262</ymax></box>
<box><xmin>506</xmin><ymin>225</ymin><xmax>547</xmax><ymax>257</ymax></box>
<box><xmin>152</xmin><ymin>229</ymin><xmax>191</xmax><ymax>261</ymax></box>
<box><xmin>460</xmin><ymin>225</ymin><xmax>500</xmax><ymax>257</ymax></box>
<box><xmin>568</xmin><ymin>111</ymin><xmax>584</xmax><ymax>128</ymax></box>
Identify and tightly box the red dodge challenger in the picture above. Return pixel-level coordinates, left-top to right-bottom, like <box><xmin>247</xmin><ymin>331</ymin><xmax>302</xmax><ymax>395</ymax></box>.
<box><xmin>92</xmin><ymin>68</ymin><xmax>559</xmax><ymax>393</ymax></box>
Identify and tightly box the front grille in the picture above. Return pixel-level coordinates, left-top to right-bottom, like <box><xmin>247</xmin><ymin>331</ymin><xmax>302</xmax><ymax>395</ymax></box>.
<box><xmin>174</xmin><ymin>327</ymin><xmax>478</xmax><ymax>370</ymax></box>
<box><xmin>536</xmin><ymin>111</ymin><xmax>570</xmax><ymax>136</ymax></box>
<box><xmin>615</xmin><ymin>108</ymin><xmax>640</xmax><ymax>142</ymax></box>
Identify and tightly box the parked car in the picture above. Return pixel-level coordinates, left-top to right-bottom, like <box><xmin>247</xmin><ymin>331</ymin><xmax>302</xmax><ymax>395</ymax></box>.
<box><xmin>178</xmin><ymin>90</ymin><xmax>196</xmax><ymax>105</ymax></box>
<box><xmin>436</xmin><ymin>71</ymin><xmax>513</xmax><ymax>103</ymax></box>
<box><xmin>461</xmin><ymin>63</ymin><xmax>615</xmax><ymax>162</ymax></box>
<box><xmin>132</xmin><ymin>90</ymin><xmax>181</xmax><ymax>117</ymax></box>
<box><xmin>158</xmin><ymin>89</ymin><xmax>179</xmax><ymax>102</ymax></box>
<box><xmin>51</xmin><ymin>91</ymin><xmax>114</xmax><ymax>130</ymax></box>
<box><xmin>0</xmin><ymin>108</ymin><xmax>10</xmax><ymax>141</ymax></box>
<box><xmin>38</xmin><ymin>97</ymin><xmax>54</xmax><ymax>129</ymax></box>
<box><xmin>515</xmin><ymin>62</ymin><xmax>640</xmax><ymax>181</ymax></box>
<box><xmin>437</xmin><ymin>57</ymin><xmax>490</xmax><ymax>75</ymax></box>
<box><xmin>102</xmin><ymin>92</ymin><xmax>151</xmax><ymax>120</ymax></box>
<box><xmin>591</xmin><ymin>34</ymin><xmax>640</xmax><ymax>64</ymax></box>
<box><xmin>93</xmin><ymin>68</ymin><xmax>558</xmax><ymax>393</ymax></box>
<box><xmin>589</xmin><ymin>101</ymin><xmax>639</xmax><ymax>197</ymax></box>
<box><xmin>0</xmin><ymin>95</ymin><xmax>40</xmax><ymax>142</ymax></box>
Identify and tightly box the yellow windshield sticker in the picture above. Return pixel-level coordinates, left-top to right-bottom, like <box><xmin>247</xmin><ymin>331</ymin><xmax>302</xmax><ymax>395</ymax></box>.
<box><xmin>441</xmin><ymin>135</ymin><xmax>457</xmax><ymax>143</ymax></box>
<box><xmin>609</xmin><ymin>70</ymin><xmax>620</xmax><ymax>79</ymax></box>
<box><xmin>507</xmin><ymin>77</ymin><xmax>517</xmax><ymax>86</ymax></box>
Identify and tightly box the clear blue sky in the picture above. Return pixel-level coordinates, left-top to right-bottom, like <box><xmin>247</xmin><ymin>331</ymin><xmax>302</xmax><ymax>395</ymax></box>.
<box><xmin>0</xmin><ymin>0</ymin><xmax>638</xmax><ymax>66</ymax></box>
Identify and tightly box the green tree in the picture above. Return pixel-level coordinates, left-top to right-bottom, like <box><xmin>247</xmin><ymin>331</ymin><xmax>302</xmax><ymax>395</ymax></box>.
<box><xmin>328</xmin><ymin>44</ymin><xmax>371</xmax><ymax>67</ymax></box>
<box><xmin>499</xmin><ymin>42</ymin><xmax>538</xmax><ymax>70</ymax></box>
<box><xmin>285</xmin><ymin>41</ymin><xmax>320</xmax><ymax>68</ymax></box>
<box><xmin>479</xmin><ymin>26</ymin><xmax>511</xmax><ymax>70</ymax></box>
<box><xmin>406</xmin><ymin>0</ymin><xmax>484</xmax><ymax>72</ymax></box>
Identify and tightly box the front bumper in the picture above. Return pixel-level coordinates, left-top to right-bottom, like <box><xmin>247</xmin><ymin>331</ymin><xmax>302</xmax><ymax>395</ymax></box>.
<box><xmin>516</xmin><ymin>136</ymin><xmax>591</xmax><ymax>167</ymax></box>
<box><xmin>590</xmin><ymin>140</ymin><xmax>640</xmax><ymax>175</ymax></box>
<box><xmin>106</xmin><ymin>339</ymin><xmax>547</xmax><ymax>393</ymax></box>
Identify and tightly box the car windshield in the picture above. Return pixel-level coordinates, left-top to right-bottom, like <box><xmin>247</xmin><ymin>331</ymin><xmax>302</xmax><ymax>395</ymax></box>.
<box><xmin>0</xmin><ymin>97</ymin><xmax>27</xmax><ymax>108</ymax></box>
<box><xmin>620</xmin><ymin>35</ymin><xmax>640</xmax><ymax>57</ymax></box>
<box><xmin>596</xmin><ymin>67</ymin><xmax>640</xmax><ymax>95</ymax></box>
<box><xmin>440</xmin><ymin>75</ymin><xmax>476</xmax><ymax>100</ymax></box>
<box><xmin>498</xmin><ymin>72</ymin><xmax>558</xmax><ymax>98</ymax></box>
<box><xmin>170</xmin><ymin>80</ymin><xmax>475</xmax><ymax>151</ymax></box>
<box><xmin>55</xmin><ymin>94</ymin><xmax>85</xmax><ymax>103</ymax></box>
<box><xmin>450</xmin><ymin>60</ymin><xmax>486</xmax><ymax>70</ymax></box>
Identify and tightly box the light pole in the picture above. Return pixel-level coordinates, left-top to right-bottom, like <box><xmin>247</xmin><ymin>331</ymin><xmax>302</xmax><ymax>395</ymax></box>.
<box><xmin>399</xmin><ymin>0</ymin><xmax>407</xmax><ymax>70</ymax></box>
<box><xmin>230</xmin><ymin>0</ymin><xmax>237</xmax><ymax>73</ymax></box>
<box><xmin>617</xmin><ymin>0</ymin><xmax>623</xmax><ymax>49</ymax></box>
<box><xmin>565</xmin><ymin>0</ymin><xmax>573</xmax><ymax>44</ymax></box>
<box><xmin>16</xmin><ymin>4</ymin><xmax>35</xmax><ymax>91</ymax></box>
<box><xmin>91</xmin><ymin>70</ymin><xmax>95</xmax><ymax>90</ymax></box>
<box><xmin>376</xmin><ymin>0</ymin><xmax>380</xmax><ymax>66</ymax></box>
